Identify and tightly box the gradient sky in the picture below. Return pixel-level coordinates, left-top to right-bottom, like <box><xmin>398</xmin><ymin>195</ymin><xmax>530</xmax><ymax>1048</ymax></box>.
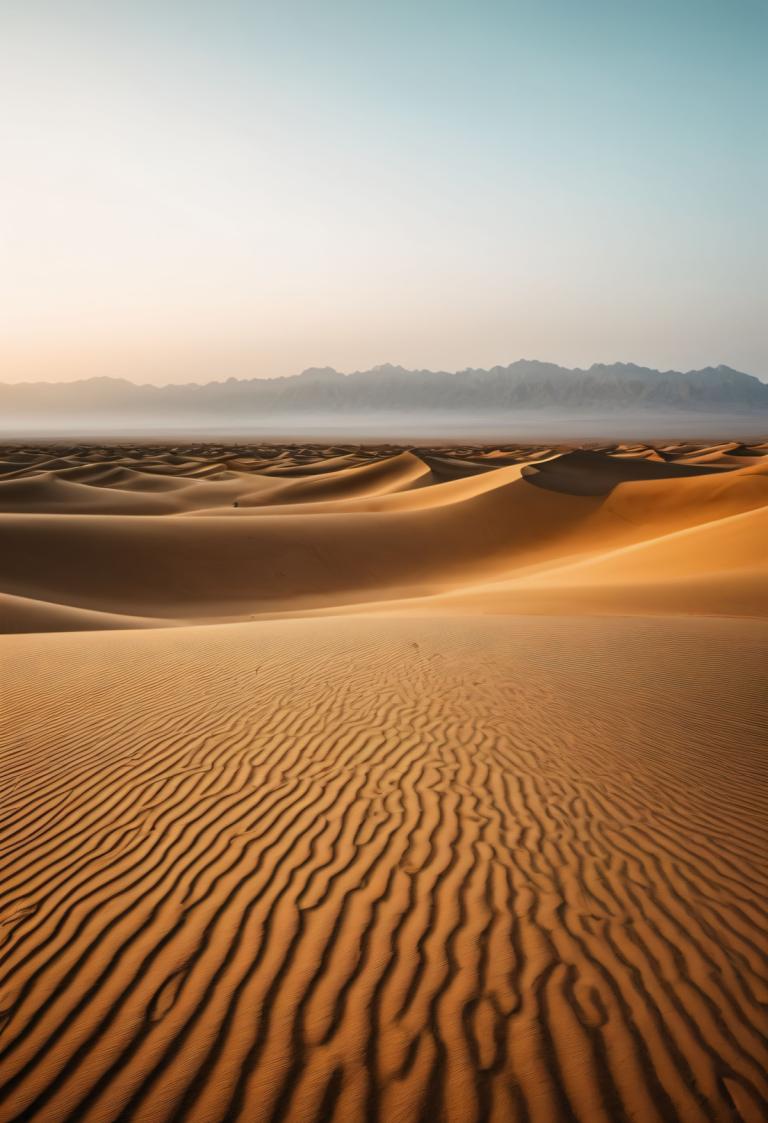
<box><xmin>0</xmin><ymin>0</ymin><xmax>765</xmax><ymax>384</ymax></box>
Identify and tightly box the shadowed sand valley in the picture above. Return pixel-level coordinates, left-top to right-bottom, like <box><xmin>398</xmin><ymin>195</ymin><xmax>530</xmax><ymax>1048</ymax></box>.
<box><xmin>1</xmin><ymin>441</ymin><xmax>767</xmax><ymax>1122</ymax></box>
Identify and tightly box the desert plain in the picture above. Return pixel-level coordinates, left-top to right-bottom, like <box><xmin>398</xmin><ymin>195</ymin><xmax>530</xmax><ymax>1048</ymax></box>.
<box><xmin>0</xmin><ymin>439</ymin><xmax>766</xmax><ymax>1122</ymax></box>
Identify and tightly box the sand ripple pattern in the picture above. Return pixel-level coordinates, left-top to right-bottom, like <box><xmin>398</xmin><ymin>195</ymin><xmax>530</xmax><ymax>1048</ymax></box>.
<box><xmin>0</xmin><ymin>615</ymin><xmax>766</xmax><ymax>1122</ymax></box>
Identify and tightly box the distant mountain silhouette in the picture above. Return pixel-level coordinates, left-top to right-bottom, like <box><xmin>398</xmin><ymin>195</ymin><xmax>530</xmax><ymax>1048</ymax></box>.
<box><xmin>2</xmin><ymin>362</ymin><xmax>766</xmax><ymax>433</ymax></box>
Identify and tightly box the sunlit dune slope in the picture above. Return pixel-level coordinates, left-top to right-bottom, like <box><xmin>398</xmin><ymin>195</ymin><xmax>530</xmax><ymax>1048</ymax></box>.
<box><xmin>441</xmin><ymin>504</ymin><xmax>767</xmax><ymax>618</ymax></box>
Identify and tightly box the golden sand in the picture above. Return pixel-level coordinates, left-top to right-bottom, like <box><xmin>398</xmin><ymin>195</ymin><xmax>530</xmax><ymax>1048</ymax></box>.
<box><xmin>0</xmin><ymin>442</ymin><xmax>766</xmax><ymax>1122</ymax></box>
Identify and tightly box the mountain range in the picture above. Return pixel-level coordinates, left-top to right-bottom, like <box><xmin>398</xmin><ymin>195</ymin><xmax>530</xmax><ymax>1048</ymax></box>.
<box><xmin>2</xmin><ymin>362</ymin><xmax>766</xmax><ymax>435</ymax></box>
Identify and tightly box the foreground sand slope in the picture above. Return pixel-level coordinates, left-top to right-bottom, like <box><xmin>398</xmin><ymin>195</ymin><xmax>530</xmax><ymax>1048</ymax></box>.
<box><xmin>0</xmin><ymin>615</ymin><xmax>766</xmax><ymax>1123</ymax></box>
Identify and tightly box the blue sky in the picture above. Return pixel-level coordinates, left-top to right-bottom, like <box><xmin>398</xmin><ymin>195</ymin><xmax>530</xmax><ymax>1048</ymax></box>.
<box><xmin>1</xmin><ymin>0</ymin><xmax>765</xmax><ymax>382</ymax></box>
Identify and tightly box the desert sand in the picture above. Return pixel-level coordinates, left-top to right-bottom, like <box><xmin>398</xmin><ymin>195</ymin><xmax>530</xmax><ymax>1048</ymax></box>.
<box><xmin>0</xmin><ymin>441</ymin><xmax>766</xmax><ymax>1122</ymax></box>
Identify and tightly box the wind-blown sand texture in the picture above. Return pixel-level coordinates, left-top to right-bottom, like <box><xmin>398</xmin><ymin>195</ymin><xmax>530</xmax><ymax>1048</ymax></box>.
<box><xmin>1</xmin><ymin>442</ymin><xmax>767</xmax><ymax>1122</ymax></box>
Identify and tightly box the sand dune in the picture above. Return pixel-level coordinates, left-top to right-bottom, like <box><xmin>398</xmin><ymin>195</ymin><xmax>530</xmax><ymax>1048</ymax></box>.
<box><xmin>0</xmin><ymin>441</ymin><xmax>766</xmax><ymax>1122</ymax></box>
<box><xmin>0</xmin><ymin>442</ymin><xmax>765</xmax><ymax>626</ymax></box>
<box><xmin>234</xmin><ymin>451</ymin><xmax>435</xmax><ymax>507</ymax></box>
<box><xmin>439</xmin><ymin>505</ymin><xmax>767</xmax><ymax>619</ymax></box>
<box><xmin>522</xmin><ymin>449</ymin><xmax>725</xmax><ymax>496</ymax></box>
<box><xmin>0</xmin><ymin>591</ymin><xmax>168</xmax><ymax>634</ymax></box>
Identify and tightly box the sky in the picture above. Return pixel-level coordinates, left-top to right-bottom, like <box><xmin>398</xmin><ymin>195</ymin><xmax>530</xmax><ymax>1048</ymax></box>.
<box><xmin>0</xmin><ymin>0</ymin><xmax>765</xmax><ymax>384</ymax></box>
